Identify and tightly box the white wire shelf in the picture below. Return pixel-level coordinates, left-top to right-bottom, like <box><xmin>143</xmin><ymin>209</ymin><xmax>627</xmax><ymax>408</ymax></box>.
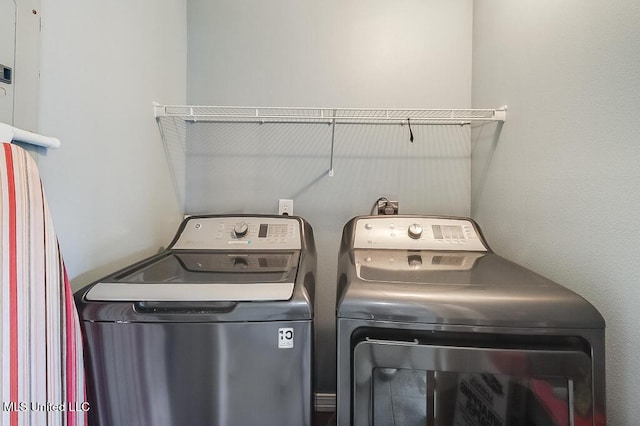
<box><xmin>154</xmin><ymin>103</ymin><xmax>506</xmax><ymax>177</ymax></box>
<box><xmin>153</xmin><ymin>104</ymin><xmax>507</xmax><ymax>125</ymax></box>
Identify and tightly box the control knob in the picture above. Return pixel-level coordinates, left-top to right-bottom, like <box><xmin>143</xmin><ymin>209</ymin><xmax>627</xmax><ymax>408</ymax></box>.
<box><xmin>408</xmin><ymin>223</ymin><xmax>423</xmax><ymax>239</ymax></box>
<box><xmin>233</xmin><ymin>222</ymin><xmax>249</xmax><ymax>238</ymax></box>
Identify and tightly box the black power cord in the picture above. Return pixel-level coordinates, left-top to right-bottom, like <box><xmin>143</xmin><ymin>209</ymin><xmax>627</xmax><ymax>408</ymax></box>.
<box><xmin>408</xmin><ymin>118</ymin><xmax>414</xmax><ymax>143</ymax></box>
<box><xmin>371</xmin><ymin>197</ymin><xmax>388</xmax><ymax>215</ymax></box>
<box><xmin>371</xmin><ymin>197</ymin><xmax>397</xmax><ymax>215</ymax></box>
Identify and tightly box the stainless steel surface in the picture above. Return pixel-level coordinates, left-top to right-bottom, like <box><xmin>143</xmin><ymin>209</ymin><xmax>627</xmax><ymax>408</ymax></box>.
<box><xmin>76</xmin><ymin>214</ymin><xmax>317</xmax><ymax>426</ymax></box>
<box><xmin>339</xmin><ymin>250</ymin><xmax>603</xmax><ymax>329</ymax></box>
<box><xmin>336</xmin><ymin>215</ymin><xmax>606</xmax><ymax>425</ymax></box>
<box><xmin>83</xmin><ymin>321</ymin><xmax>311</xmax><ymax>426</ymax></box>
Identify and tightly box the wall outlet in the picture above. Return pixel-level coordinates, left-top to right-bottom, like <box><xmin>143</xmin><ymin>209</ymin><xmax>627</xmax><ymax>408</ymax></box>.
<box><xmin>377</xmin><ymin>199</ymin><xmax>399</xmax><ymax>215</ymax></box>
<box><xmin>279</xmin><ymin>199</ymin><xmax>294</xmax><ymax>216</ymax></box>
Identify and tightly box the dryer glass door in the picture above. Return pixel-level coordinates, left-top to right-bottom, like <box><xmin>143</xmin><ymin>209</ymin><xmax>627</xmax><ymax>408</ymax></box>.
<box><xmin>353</xmin><ymin>339</ymin><xmax>595</xmax><ymax>426</ymax></box>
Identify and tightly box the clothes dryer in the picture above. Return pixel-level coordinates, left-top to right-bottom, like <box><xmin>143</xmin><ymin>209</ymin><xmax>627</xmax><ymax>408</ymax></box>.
<box><xmin>76</xmin><ymin>215</ymin><xmax>316</xmax><ymax>426</ymax></box>
<box><xmin>336</xmin><ymin>215</ymin><xmax>605</xmax><ymax>426</ymax></box>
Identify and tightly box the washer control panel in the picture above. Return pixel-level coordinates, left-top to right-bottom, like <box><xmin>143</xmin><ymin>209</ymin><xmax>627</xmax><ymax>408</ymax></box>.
<box><xmin>353</xmin><ymin>217</ymin><xmax>487</xmax><ymax>251</ymax></box>
<box><xmin>173</xmin><ymin>217</ymin><xmax>301</xmax><ymax>250</ymax></box>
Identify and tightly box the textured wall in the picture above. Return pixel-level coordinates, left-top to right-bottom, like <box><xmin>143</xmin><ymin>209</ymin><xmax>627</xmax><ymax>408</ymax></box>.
<box><xmin>472</xmin><ymin>1</ymin><xmax>640</xmax><ymax>423</ymax></box>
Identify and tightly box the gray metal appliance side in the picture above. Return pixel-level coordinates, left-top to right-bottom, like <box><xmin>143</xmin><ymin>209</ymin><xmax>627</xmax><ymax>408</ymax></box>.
<box><xmin>74</xmin><ymin>215</ymin><xmax>316</xmax><ymax>323</ymax></box>
<box><xmin>336</xmin><ymin>318</ymin><xmax>606</xmax><ymax>426</ymax></box>
<box><xmin>84</xmin><ymin>320</ymin><xmax>312</xmax><ymax>426</ymax></box>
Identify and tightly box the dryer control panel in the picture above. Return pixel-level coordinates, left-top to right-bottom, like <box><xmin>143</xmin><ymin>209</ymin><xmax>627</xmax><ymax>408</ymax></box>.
<box><xmin>173</xmin><ymin>216</ymin><xmax>301</xmax><ymax>250</ymax></box>
<box><xmin>353</xmin><ymin>217</ymin><xmax>487</xmax><ymax>251</ymax></box>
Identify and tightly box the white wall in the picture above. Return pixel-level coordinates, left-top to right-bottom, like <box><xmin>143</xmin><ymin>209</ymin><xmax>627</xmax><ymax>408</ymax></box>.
<box><xmin>36</xmin><ymin>1</ymin><xmax>187</xmax><ymax>289</ymax></box>
<box><xmin>186</xmin><ymin>0</ymin><xmax>474</xmax><ymax>394</ymax></box>
<box><xmin>188</xmin><ymin>0</ymin><xmax>471</xmax><ymax>108</ymax></box>
<box><xmin>472</xmin><ymin>1</ymin><xmax>640</xmax><ymax>423</ymax></box>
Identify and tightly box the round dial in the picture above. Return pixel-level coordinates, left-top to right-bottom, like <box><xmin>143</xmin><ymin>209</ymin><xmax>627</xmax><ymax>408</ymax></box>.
<box><xmin>233</xmin><ymin>222</ymin><xmax>249</xmax><ymax>238</ymax></box>
<box><xmin>408</xmin><ymin>223</ymin><xmax>423</xmax><ymax>239</ymax></box>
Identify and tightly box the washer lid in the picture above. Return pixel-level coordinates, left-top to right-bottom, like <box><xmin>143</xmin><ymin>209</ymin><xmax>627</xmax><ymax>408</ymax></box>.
<box><xmin>85</xmin><ymin>250</ymin><xmax>299</xmax><ymax>302</ymax></box>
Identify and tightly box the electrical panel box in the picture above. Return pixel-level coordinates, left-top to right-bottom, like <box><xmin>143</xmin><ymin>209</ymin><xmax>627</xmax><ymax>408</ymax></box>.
<box><xmin>0</xmin><ymin>0</ymin><xmax>42</xmax><ymax>130</ymax></box>
<box><xmin>0</xmin><ymin>0</ymin><xmax>16</xmax><ymax>124</ymax></box>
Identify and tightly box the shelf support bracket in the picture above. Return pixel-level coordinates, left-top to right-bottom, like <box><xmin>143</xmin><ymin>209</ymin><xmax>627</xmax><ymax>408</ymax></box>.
<box><xmin>153</xmin><ymin>102</ymin><xmax>166</xmax><ymax>119</ymax></box>
<box><xmin>329</xmin><ymin>111</ymin><xmax>336</xmax><ymax>177</ymax></box>
<box><xmin>494</xmin><ymin>105</ymin><xmax>508</xmax><ymax>121</ymax></box>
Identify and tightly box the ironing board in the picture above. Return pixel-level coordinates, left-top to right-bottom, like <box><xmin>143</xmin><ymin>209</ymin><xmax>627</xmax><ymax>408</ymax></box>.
<box><xmin>1</xmin><ymin>143</ymin><xmax>86</xmax><ymax>426</ymax></box>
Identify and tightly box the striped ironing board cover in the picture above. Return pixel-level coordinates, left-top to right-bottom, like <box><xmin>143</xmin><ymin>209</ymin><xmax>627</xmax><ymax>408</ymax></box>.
<box><xmin>1</xmin><ymin>143</ymin><xmax>86</xmax><ymax>426</ymax></box>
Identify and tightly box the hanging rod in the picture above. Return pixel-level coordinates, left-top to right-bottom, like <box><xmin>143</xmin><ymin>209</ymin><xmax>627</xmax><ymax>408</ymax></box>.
<box><xmin>0</xmin><ymin>122</ymin><xmax>61</xmax><ymax>149</ymax></box>
<box><xmin>153</xmin><ymin>103</ymin><xmax>507</xmax><ymax>125</ymax></box>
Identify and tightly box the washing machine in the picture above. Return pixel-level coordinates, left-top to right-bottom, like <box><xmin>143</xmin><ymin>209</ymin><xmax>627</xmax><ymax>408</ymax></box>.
<box><xmin>75</xmin><ymin>214</ymin><xmax>316</xmax><ymax>426</ymax></box>
<box><xmin>336</xmin><ymin>215</ymin><xmax>606</xmax><ymax>426</ymax></box>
